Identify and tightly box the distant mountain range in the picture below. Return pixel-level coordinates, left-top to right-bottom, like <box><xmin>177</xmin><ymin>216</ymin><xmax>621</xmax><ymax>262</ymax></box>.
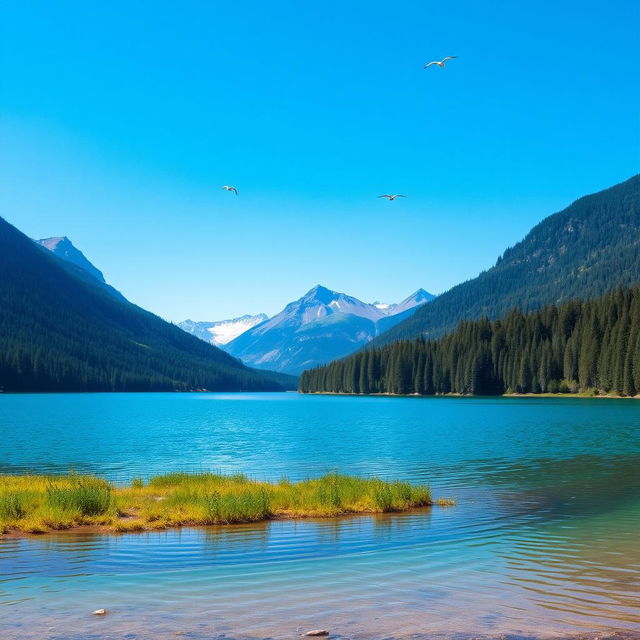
<box><xmin>222</xmin><ymin>285</ymin><xmax>435</xmax><ymax>375</ymax></box>
<box><xmin>0</xmin><ymin>218</ymin><xmax>295</xmax><ymax>392</ymax></box>
<box><xmin>371</xmin><ymin>174</ymin><xmax>640</xmax><ymax>347</ymax></box>
<box><xmin>179</xmin><ymin>314</ymin><xmax>269</xmax><ymax>347</ymax></box>
<box><xmin>28</xmin><ymin>233</ymin><xmax>435</xmax><ymax>379</ymax></box>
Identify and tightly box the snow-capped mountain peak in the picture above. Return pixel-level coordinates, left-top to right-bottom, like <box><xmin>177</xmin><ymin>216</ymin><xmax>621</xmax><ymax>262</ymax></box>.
<box><xmin>268</xmin><ymin>285</ymin><xmax>386</xmax><ymax>329</ymax></box>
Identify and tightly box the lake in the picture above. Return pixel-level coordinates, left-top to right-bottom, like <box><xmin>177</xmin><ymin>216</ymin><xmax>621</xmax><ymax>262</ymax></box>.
<box><xmin>0</xmin><ymin>393</ymin><xmax>639</xmax><ymax>639</ymax></box>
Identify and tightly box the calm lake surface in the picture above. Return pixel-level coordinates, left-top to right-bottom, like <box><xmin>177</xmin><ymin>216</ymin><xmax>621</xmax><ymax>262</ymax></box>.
<box><xmin>0</xmin><ymin>393</ymin><xmax>639</xmax><ymax>639</ymax></box>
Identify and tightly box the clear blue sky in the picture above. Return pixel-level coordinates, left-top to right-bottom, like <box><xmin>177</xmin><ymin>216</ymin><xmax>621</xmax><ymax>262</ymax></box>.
<box><xmin>1</xmin><ymin>1</ymin><xmax>638</xmax><ymax>321</ymax></box>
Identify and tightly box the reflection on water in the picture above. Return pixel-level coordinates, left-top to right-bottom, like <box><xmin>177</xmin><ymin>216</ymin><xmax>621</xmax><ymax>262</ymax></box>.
<box><xmin>0</xmin><ymin>393</ymin><xmax>639</xmax><ymax>639</ymax></box>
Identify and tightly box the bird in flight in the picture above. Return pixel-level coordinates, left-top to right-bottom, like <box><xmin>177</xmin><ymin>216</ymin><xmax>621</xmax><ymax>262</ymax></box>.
<box><xmin>424</xmin><ymin>56</ymin><xmax>458</xmax><ymax>69</ymax></box>
<box><xmin>222</xmin><ymin>185</ymin><xmax>238</xmax><ymax>195</ymax></box>
<box><xmin>378</xmin><ymin>194</ymin><xmax>406</xmax><ymax>201</ymax></box>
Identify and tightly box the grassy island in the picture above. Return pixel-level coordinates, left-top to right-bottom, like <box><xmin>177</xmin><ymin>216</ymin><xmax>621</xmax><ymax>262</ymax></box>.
<box><xmin>0</xmin><ymin>472</ymin><xmax>447</xmax><ymax>535</ymax></box>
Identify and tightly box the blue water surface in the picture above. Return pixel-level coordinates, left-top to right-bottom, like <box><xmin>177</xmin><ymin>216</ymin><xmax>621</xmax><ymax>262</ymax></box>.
<box><xmin>1</xmin><ymin>393</ymin><xmax>638</xmax><ymax>639</ymax></box>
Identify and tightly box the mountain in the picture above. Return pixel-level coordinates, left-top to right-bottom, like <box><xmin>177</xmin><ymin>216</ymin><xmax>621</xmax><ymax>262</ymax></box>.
<box><xmin>389</xmin><ymin>289</ymin><xmax>437</xmax><ymax>315</ymax></box>
<box><xmin>376</xmin><ymin>289</ymin><xmax>437</xmax><ymax>335</ymax></box>
<box><xmin>37</xmin><ymin>236</ymin><xmax>105</xmax><ymax>282</ymax></box>
<box><xmin>224</xmin><ymin>285</ymin><xmax>433</xmax><ymax>375</ymax></box>
<box><xmin>179</xmin><ymin>314</ymin><xmax>269</xmax><ymax>347</ymax></box>
<box><xmin>0</xmin><ymin>216</ymin><xmax>295</xmax><ymax>392</ymax></box>
<box><xmin>375</xmin><ymin>289</ymin><xmax>436</xmax><ymax>316</ymax></box>
<box><xmin>372</xmin><ymin>174</ymin><xmax>640</xmax><ymax>347</ymax></box>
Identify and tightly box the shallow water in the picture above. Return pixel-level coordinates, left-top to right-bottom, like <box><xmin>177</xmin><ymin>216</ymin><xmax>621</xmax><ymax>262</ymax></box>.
<box><xmin>0</xmin><ymin>393</ymin><xmax>639</xmax><ymax>639</ymax></box>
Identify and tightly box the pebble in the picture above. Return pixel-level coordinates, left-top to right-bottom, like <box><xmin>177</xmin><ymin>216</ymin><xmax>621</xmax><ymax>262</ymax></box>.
<box><xmin>92</xmin><ymin>609</ymin><xmax>107</xmax><ymax>615</ymax></box>
<box><xmin>304</xmin><ymin>631</ymin><xmax>329</xmax><ymax>637</ymax></box>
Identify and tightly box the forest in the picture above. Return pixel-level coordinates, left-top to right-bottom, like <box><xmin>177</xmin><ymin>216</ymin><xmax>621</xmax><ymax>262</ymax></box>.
<box><xmin>299</xmin><ymin>286</ymin><xmax>640</xmax><ymax>397</ymax></box>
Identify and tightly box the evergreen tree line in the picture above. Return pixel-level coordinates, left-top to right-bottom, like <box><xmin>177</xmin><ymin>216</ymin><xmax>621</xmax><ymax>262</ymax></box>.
<box><xmin>299</xmin><ymin>286</ymin><xmax>640</xmax><ymax>396</ymax></box>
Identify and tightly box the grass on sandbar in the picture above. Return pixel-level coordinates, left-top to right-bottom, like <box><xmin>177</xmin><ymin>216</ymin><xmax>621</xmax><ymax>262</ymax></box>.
<box><xmin>0</xmin><ymin>472</ymin><xmax>443</xmax><ymax>534</ymax></box>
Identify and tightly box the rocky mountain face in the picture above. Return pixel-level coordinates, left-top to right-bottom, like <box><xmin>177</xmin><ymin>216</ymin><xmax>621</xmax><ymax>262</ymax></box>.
<box><xmin>37</xmin><ymin>236</ymin><xmax>106</xmax><ymax>282</ymax></box>
<box><xmin>35</xmin><ymin>235</ymin><xmax>128</xmax><ymax>301</ymax></box>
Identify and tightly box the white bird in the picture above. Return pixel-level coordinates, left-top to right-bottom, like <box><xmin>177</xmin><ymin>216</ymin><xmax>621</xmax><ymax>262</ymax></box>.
<box><xmin>378</xmin><ymin>194</ymin><xmax>406</xmax><ymax>201</ymax></box>
<box><xmin>222</xmin><ymin>185</ymin><xmax>238</xmax><ymax>195</ymax></box>
<box><xmin>424</xmin><ymin>56</ymin><xmax>458</xmax><ymax>69</ymax></box>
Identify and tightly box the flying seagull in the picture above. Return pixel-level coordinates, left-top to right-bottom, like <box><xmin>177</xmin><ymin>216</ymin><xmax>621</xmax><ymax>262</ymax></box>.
<box><xmin>424</xmin><ymin>56</ymin><xmax>458</xmax><ymax>69</ymax></box>
<box><xmin>378</xmin><ymin>194</ymin><xmax>406</xmax><ymax>201</ymax></box>
<box><xmin>222</xmin><ymin>185</ymin><xmax>238</xmax><ymax>195</ymax></box>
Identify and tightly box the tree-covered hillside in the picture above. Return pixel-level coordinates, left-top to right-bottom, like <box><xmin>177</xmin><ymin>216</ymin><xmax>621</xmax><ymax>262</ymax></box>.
<box><xmin>300</xmin><ymin>286</ymin><xmax>640</xmax><ymax>397</ymax></box>
<box><xmin>372</xmin><ymin>174</ymin><xmax>640</xmax><ymax>346</ymax></box>
<box><xmin>0</xmin><ymin>217</ymin><xmax>295</xmax><ymax>392</ymax></box>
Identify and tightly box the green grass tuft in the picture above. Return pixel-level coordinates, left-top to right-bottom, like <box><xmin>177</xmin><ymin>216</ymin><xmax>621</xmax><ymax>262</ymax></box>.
<box><xmin>0</xmin><ymin>491</ymin><xmax>30</xmax><ymax>520</ymax></box>
<box><xmin>46</xmin><ymin>475</ymin><xmax>112</xmax><ymax>516</ymax></box>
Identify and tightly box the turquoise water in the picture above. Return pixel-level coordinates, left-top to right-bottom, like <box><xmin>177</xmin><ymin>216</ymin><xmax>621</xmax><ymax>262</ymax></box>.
<box><xmin>0</xmin><ymin>393</ymin><xmax>639</xmax><ymax>639</ymax></box>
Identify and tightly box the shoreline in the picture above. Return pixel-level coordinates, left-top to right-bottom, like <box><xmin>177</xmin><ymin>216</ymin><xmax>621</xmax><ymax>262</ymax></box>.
<box><xmin>302</xmin><ymin>391</ymin><xmax>640</xmax><ymax>399</ymax></box>
<box><xmin>2</xmin><ymin>623</ymin><xmax>638</xmax><ymax>640</ymax></box>
<box><xmin>1</xmin><ymin>503</ymin><xmax>450</xmax><ymax>539</ymax></box>
<box><xmin>2</xmin><ymin>627</ymin><xmax>638</xmax><ymax>640</ymax></box>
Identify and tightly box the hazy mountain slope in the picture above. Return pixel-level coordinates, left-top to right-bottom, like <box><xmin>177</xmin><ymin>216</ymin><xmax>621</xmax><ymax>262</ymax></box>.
<box><xmin>226</xmin><ymin>285</ymin><xmax>433</xmax><ymax>375</ymax></box>
<box><xmin>0</xmin><ymin>217</ymin><xmax>294</xmax><ymax>392</ymax></box>
<box><xmin>179</xmin><ymin>314</ymin><xmax>269</xmax><ymax>347</ymax></box>
<box><xmin>372</xmin><ymin>174</ymin><xmax>640</xmax><ymax>346</ymax></box>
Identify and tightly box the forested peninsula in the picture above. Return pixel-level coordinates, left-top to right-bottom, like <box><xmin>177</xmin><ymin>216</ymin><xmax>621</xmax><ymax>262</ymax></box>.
<box><xmin>299</xmin><ymin>287</ymin><xmax>640</xmax><ymax>397</ymax></box>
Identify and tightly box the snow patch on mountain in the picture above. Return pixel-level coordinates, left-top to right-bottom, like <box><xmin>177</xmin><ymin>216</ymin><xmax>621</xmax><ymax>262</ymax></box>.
<box><xmin>179</xmin><ymin>314</ymin><xmax>268</xmax><ymax>347</ymax></box>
